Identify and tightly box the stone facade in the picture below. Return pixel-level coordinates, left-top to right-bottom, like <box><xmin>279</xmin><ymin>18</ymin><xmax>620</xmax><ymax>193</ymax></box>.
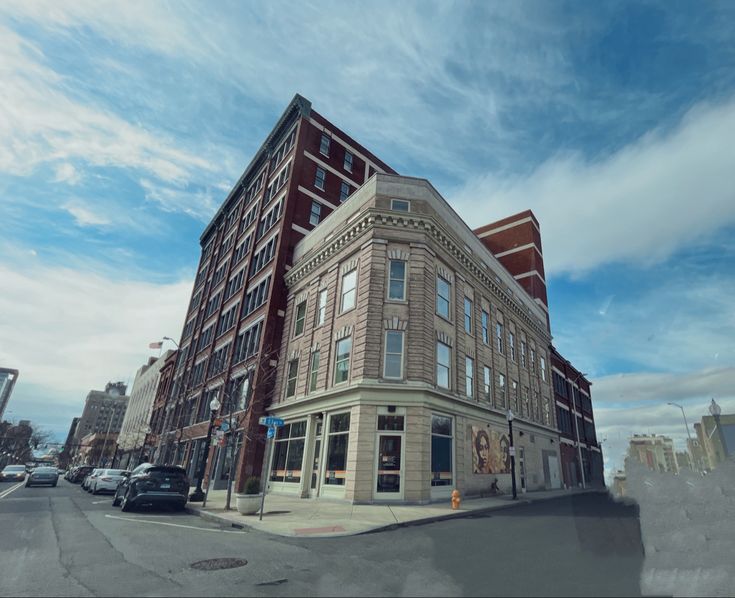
<box><xmin>267</xmin><ymin>174</ymin><xmax>560</xmax><ymax>504</ymax></box>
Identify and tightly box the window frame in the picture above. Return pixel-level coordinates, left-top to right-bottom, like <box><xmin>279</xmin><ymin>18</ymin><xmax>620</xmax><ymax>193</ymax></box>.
<box><xmin>387</xmin><ymin>259</ymin><xmax>407</xmax><ymax>301</ymax></box>
<box><xmin>309</xmin><ymin>200</ymin><xmax>322</xmax><ymax>226</ymax></box>
<box><xmin>309</xmin><ymin>350</ymin><xmax>320</xmax><ymax>392</ymax></box>
<box><xmin>320</xmin><ymin>133</ymin><xmax>331</xmax><ymax>156</ymax></box>
<box><xmin>285</xmin><ymin>359</ymin><xmax>299</xmax><ymax>398</ymax></box>
<box><xmin>436</xmin><ymin>341</ymin><xmax>451</xmax><ymax>389</ymax></box>
<box><xmin>293</xmin><ymin>300</ymin><xmax>307</xmax><ymax>337</ymax></box>
<box><xmin>316</xmin><ymin>289</ymin><xmax>327</xmax><ymax>327</ymax></box>
<box><xmin>391</xmin><ymin>199</ymin><xmax>410</xmax><ymax>212</ymax></box>
<box><xmin>334</xmin><ymin>337</ymin><xmax>352</xmax><ymax>385</ymax></box>
<box><xmin>464</xmin><ymin>297</ymin><xmax>473</xmax><ymax>334</ymax></box>
<box><xmin>343</xmin><ymin>151</ymin><xmax>353</xmax><ymax>172</ymax></box>
<box><xmin>340</xmin><ymin>269</ymin><xmax>357</xmax><ymax>313</ymax></box>
<box><xmin>314</xmin><ymin>167</ymin><xmax>326</xmax><ymax>190</ymax></box>
<box><xmin>465</xmin><ymin>355</ymin><xmax>474</xmax><ymax>398</ymax></box>
<box><xmin>383</xmin><ymin>330</ymin><xmax>405</xmax><ymax>379</ymax></box>
<box><xmin>436</xmin><ymin>276</ymin><xmax>451</xmax><ymax>320</ymax></box>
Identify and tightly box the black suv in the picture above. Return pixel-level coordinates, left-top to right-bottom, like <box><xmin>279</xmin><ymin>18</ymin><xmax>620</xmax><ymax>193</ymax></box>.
<box><xmin>112</xmin><ymin>463</ymin><xmax>189</xmax><ymax>512</ymax></box>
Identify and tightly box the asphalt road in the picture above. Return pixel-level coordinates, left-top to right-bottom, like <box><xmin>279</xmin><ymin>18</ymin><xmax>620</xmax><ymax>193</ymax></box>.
<box><xmin>0</xmin><ymin>480</ymin><xmax>644</xmax><ymax>597</ymax></box>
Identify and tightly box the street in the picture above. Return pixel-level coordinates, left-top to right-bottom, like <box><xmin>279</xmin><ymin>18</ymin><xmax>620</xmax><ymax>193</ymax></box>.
<box><xmin>0</xmin><ymin>481</ymin><xmax>644</xmax><ymax>597</ymax></box>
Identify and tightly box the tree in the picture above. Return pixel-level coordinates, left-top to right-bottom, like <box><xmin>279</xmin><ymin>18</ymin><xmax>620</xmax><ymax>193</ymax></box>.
<box><xmin>29</xmin><ymin>425</ymin><xmax>53</xmax><ymax>450</ymax></box>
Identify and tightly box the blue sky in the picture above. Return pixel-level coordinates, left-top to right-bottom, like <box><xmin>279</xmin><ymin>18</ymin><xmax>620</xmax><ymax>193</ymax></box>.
<box><xmin>1</xmin><ymin>1</ymin><xmax>734</xmax><ymax>477</ymax></box>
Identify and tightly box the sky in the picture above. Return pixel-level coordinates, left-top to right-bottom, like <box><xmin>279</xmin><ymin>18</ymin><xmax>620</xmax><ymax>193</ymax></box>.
<box><xmin>1</xmin><ymin>1</ymin><xmax>734</xmax><ymax>479</ymax></box>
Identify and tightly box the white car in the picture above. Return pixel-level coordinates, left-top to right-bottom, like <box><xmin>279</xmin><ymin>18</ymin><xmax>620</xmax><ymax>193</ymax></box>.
<box><xmin>91</xmin><ymin>469</ymin><xmax>129</xmax><ymax>494</ymax></box>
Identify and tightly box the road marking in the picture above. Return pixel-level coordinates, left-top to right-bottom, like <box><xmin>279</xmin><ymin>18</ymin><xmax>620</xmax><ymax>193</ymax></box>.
<box><xmin>0</xmin><ymin>482</ymin><xmax>24</xmax><ymax>499</ymax></box>
<box><xmin>92</xmin><ymin>500</ymin><xmax>111</xmax><ymax>504</ymax></box>
<box><xmin>104</xmin><ymin>514</ymin><xmax>245</xmax><ymax>533</ymax></box>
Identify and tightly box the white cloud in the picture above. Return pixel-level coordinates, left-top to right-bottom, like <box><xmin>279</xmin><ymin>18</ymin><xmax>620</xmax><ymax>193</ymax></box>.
<box><xmin>62</xmin><ymin>200</ymin><xmax>111</xmax><ymax>227</ymax></box>
<box><xmin>450</xmin><ymin>97</ymin><xmax>735</xmax><ymax>274</ymax></box>
<box><xmin>0</xmin><ymin>255</ymin><xmax>192</xmax><ymax>402</ymax></box>
<box><xmin>53</xmin><ymin>163</ymin><xmax>81</xmax><ymax>185</ymax></box>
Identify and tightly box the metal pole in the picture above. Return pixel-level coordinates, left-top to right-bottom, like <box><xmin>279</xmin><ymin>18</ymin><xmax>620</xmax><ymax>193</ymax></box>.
<box><xmin>98</xmin><ymin>408</ymin><xmax>116</xmax><ymax>468</ymax></box>
<box><xmin>203</xmin><ymin>444</ymin><xmax>219</xmax><ymax>509</ymax></box>
<box><xmin>259</xmin><ymin>431</ymin><xmax>273</xmax><ymax>520</ymax></box>
<box><xmin>668</xmin><ymin>403</ymin><xmax>696</xmax><ymax>471</ymax></box>
<box><xmin>508</xmin><ymin>418</ymin><xmax>517</xmax><ymax>500</ymax></box>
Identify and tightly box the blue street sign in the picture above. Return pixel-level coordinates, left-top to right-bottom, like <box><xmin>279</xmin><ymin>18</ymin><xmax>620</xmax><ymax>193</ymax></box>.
<box><xmin>219</xmin><ymin>421</ymin><xmax>230</xmax><ymax>432</ymax></box>
<box><xmin>267</xmin><ymin>427</ymin><xmax>275</xmax><ymax>439</ymax></box>
<box><xmin>259</xmin><ymin>416</ymin><xmax>285</xmax><ymax>427</ymax></box>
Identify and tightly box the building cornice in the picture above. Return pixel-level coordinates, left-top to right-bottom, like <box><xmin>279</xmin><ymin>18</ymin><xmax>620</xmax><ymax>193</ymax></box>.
<box><xmin>285</xmin><ymin>209</ymin><xmax>551</xmax><ymax>340</ymax></box>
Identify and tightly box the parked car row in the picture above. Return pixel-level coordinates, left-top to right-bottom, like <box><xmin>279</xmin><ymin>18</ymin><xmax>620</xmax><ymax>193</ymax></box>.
<box><xmin>67</xmin><ymin>463</ymin><xmax>190</xmax><ymax>512</ymax></box>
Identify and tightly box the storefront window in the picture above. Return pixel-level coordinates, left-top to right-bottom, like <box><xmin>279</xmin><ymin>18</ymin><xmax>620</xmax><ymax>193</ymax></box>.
<box><xmin>431</xmin><ymin>414</ymin><xmax>453</xmax><ymax>487</ymax></box>
<box><xmin>325</xmin><ymin>412</ymin><xmax>350</xmax><ymax>486</ymax></box>
<box><xmin>270</xmin><ymin>420</ymin><xmax>306</xmax><ymax>483</ymax></box>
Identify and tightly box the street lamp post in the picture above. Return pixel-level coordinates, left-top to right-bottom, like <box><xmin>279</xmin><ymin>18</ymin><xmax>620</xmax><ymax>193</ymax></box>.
<box><xmin>668</xmin><ymin>402</ymin><xmax>697</xmax><ymax>471</ymax></box>
<box><xmin>507</xmin><ymin>409</ymin><xmax>518</xmax><ymax>500</ymax></box>
<box><xmin>189</xmin><ymin>395</ymin><xmax>221</xmax><ymax>502</ymax></box>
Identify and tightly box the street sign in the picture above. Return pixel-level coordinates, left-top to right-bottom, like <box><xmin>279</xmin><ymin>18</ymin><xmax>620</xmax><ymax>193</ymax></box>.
<box><xmin>267</xmin><ymin>427</ymin><xmax>275</xmax><ymax>439</ymax></box>
<box><xmin>509</xmin><ymin>447</ymin><xmax>516</xmax><ymax>457</ymax></box>
<box><xmin>219</xmin><ymin>421</ymin><xmax>230</xmax><ymax>433</ymax></box>
<box><xmin>259</xmin><ymin>416</ymin><xmax>285</xmax><ymax>427</ymax></box>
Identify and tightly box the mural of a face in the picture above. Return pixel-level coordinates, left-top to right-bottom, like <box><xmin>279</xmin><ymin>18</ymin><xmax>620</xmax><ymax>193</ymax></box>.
<box><xmin>475</xmin><ymin>429</ymin><xmax>491</xmax><ymax>473</ymax></box>
<box><xmin>499</xmin><ymin>436</ymin><xmax>511</xmax><ymax>472</ymax></box>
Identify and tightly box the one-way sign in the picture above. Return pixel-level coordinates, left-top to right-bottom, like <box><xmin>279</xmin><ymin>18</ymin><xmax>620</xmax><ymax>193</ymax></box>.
<box><xmin>259</xmin><ymin>416</ymin><xmax>285</xmax><ymax>427</ymax></box>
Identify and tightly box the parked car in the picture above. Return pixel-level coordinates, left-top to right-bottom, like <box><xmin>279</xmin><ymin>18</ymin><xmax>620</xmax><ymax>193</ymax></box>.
<box><xmin>112</xmin><ymin>463</ymin><xmax>189</xmax><ymax>512</ymax></box>
<box><xmin>25</xmin><ymin>466</ymin><xmax>59</xmax><ymax>487</ymax></box>
<box><xmin>0</xmin><ymin>464</ymin><xmax>26</xmax><ymax>482</ymax></box>
<box><xmin>82</xmin><ymin>469</ymin><xmax>103</xmax><ymax>491</ymax></box>
<box><xmin>91</xmin><ymin>469</ymin><xmax>129</xmax><ymax>494</ymax></box>
<box><xmin>68</xmin><ymin>465</ymin><xmax>94</xmax><ymax>483</ymax></box>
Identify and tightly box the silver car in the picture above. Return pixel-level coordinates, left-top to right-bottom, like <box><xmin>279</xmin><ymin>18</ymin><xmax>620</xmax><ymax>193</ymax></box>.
<box><xmin>25</xmin><ymin>466</ymin><xmax>59</xmax><ymax>487</ymax></box>
<box><xmin>0</xmin><ymin>464</ymin><xmax>26</xmax><ymax>482</ymax></box>
<box><xmin>82</xmin><ymin>468</ymin><xmax>103</xmax><ymax>491</ymax></box>
<box><xmin>91</xmin><ymin>469</ymin><xmax>129</xmax><ymax>494</ymax></box>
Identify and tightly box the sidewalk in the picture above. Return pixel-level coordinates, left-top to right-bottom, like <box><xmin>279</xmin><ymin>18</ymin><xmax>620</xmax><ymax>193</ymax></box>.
<box><xmin>186</xmin><ymin>486</ymin><xmax>604</xmax><ymax>538</ymax></box>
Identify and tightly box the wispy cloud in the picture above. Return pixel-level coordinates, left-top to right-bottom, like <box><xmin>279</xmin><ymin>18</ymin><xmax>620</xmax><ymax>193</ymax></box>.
<box><xmin>62</xmin><ymin>200</ymin><xmax>111</xmax><ymax>227</ymax></box>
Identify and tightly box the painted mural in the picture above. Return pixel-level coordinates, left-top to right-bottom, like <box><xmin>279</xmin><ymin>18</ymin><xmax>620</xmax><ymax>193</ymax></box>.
<box><xmin>471</xmin><ymin>426</ymin><xmax>511</xmax><ymax>474</ymax></box>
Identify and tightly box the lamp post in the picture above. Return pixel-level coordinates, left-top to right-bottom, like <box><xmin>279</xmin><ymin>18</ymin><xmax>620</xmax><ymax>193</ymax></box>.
<box><xmin>667</xmin><ymin>402</ymin><xmax>697</xmax><ymax>471</ymax></box>
<box><xmin>162</xmin><ymin>336</ymin><xmax>179</xmax><ymax>349</ymax></box>
<box><xmin>507</xmin><ymin>409</ymin><xmax>518</xmax><ymax>500</ymax></box>
<box><xmin>189</xmin><ymin>395</ymin><xmax>220</xmax><ymax>502</ymax></box>
<box><xmin>709</xmin><ymin>398</ymin><xmax>729</xmax><ymax>462</ymax></box>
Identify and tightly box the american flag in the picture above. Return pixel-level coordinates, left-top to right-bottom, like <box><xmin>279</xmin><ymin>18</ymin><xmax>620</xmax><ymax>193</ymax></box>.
<box><xmin>149</xmin><ymin>341</ymin><xmax>163</xmax><ymax>349</ymax></box>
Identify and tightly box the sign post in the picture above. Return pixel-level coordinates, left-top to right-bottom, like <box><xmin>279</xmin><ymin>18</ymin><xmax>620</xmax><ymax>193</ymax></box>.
<box><xmin>258</xmin><ymin>416</ymin><xmax>284</xmax><ymax>521</ymax></box>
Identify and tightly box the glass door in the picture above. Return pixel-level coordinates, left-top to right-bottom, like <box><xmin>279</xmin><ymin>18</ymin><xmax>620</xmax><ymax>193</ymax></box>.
<box><xmin>375</xmin><ymin>434</ymin><xmax>402</xmax><ymax>497</ymax></box>
<box><xmin>519</xmin><ymin>447</ymin><xmax>527</xmax><ymax>493</ymax></box>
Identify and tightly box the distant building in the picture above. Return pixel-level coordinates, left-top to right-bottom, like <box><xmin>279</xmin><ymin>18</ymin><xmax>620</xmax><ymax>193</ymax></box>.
<box><xmin>117</xmin><ymin>352</ymin><xmax>174</xmax><ymax>468</ymax></box>
<box><xmin>0</xmin><ymin>419</ymin><xmax>32</xmax><ymax>467</ymax></box>
<box><xmin>76</xmin><ymin>432</ymin><xmax>118</xmax><ymax>467</ymax></box>
<box><xmin>0</xmin><ymin>367</ymin><xmax>19</xmax><ymax>420</ymax></box>
<box><xmin>59</xmin><ymin>417</ymin><xmax>80</xmax><ymax>468</ymax></box>
<box><xmin>627</xmin><ymin>434</ymin><xmax>678</xmax><ymax>473</ymax></box>
<box><xmin>612</xmin><ymin>470</ymin><xmax>627</xmax><ymax>497</ymax></box>
<box><xmin>71</xmin><ymin>382</ymin><xmax>129</xmax><ymax>460</ymax></box>
<box><xmin>675</xmin><ymin>451</ymin><xmax>692</xmax><ymax>470</ymax></box>
<box><xmin>694</xmin><ymin>411</ymin><xmax>735</xmax><ymax>470</ymax></box>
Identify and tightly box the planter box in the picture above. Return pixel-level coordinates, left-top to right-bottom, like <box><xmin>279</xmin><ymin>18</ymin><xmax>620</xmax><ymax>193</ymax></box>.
<box><xmin>235</xmin><ymin>493</ymin><xmax>262</xmax><ymax>515</ymax></box>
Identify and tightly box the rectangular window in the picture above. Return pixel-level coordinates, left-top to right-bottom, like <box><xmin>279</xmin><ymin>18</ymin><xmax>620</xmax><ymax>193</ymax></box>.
<box><xmin>481</xmin><ymin>310</ymin><xmax>489</xmax><ymax>344</ymax></box>
<box><xmin>436</xmin><ymin>276</ymin><xmax>451</xmax><ymax>319</ymax></box>
<box><xmin>270</xmin><ymin>420</ymin><xmax>306</xmax><ymax>483</ymax></box>
<box><xmin>383</xmin><ymin>331</ymin><xmax>404</xmax><ymax>379</ymax></box>
<box><xmin>464</xmin><ymin>297</ymin><xmax>473</xmax><ymax>333</ymax></box>
<box><xmin>388</xmin><ymin>260</ymin><xmax>406</xmax><ymax>300</ymax></box>
<box><xmin>509</xmin><ymin>332</ymin><xmax>516</xmax><ymax>361</ymax></box>
<box><xmin>391</xmin><ymin>199</ymin><xmax>410</xmax><ymax>212</ymax></box>
<box><xmin>316</xmin><ymin>289</ymin><xmax>327</xmax><ymax>326</ymax></box>
<box><xmin>309</xmin><ymin>201</ymin><xmax>322</xmax><ymax>226</ymax></box>
<box><xmin>496</xmin><ymin>322</ymin><xmax>504</xmax><ymax>353</ymax></box>
<box><xmin>512</xmin><ymin>380</ymin><xmax>519</xmax><ymax>411</ymax></box>
<box><xmin>340</xmin><ymin>269</ymin><xmax>357</xmax><ymax>312</ymax></box>
<box><xmin>324</xmin><ymin>413</ymin><xmax>350</xmax><ymax>486</ymax></box>
<box><xmin>431</xmin><ymin>414</ymin><xmax>453</xmax><ymax>487</ymax></box>
<box><xmin>436</xmin><ymin>341</ymin><xmax>450</xmax><ymax>389</ymax></box>
<box><xmin>498</xmin><ymin>373</ymin><xmax>506</xmax><ymax>406</ymax></box>
<box><xmin>293</xmin><ymin>300</ymin><xmax>307</xmax><ymax>337</ymax></box>
<box><xmin>320</xmin><ymin>133</ymin><xmax>330</xmax><ymax>156</ymax></box>
<box><xmin>531</xmin><ymin>348</ymin><xmax>537</xmax><ymax>373</ymax></box>
<box><xmin>483</xmin><ymin>366</ymin><xmax>491</xmax><ymax>401</ymax></box>
<box><xmin>285</xmin><ymin>359</ymin><xmax>298</xmax><ymax>398</ymax></box>
<box><xmin>540</xmin><ymin>356</ymin><xmax>547</xmax><ymax>382</ymax></box>
<box><xmin>340</xmin><ymin>181</ymin><xmax>350</xmax><ymax>202</ymax></box>
<box><xmin>465</xmin><ymin>356</ymin><xmax>474</xmax><ymax>398</ymax></box>
<box><xmin>334</xmin><ymin>337</ymin><xmax>352</xmax><ymax>384</ymax></box>
<box><xmin>521</xmin><ymin>341</ymin><xmax>527</xmax><ymax>367</ymax></box>
<box><xmin>309</xmin><ymin>350</ymin><xmax>320</xmax><ymax>392</ymax></box>
<box><xmin>343</xmin><ymin>151</ymin><xmax>353</xmax><ymax>172</ymax></box>
<box><xmin>315</xmin><ymin>167</ymin><xmax>326</xmax><ymax>190</ymax></box>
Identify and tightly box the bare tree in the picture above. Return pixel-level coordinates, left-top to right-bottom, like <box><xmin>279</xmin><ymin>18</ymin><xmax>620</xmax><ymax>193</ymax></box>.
<box><xmin>29</xmin><ymin>424</ymin><xmax>53</xmax><ymax>450</ymax></box>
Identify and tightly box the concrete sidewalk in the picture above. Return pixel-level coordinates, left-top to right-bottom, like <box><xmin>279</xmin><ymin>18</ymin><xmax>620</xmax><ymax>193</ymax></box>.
<box><xmin>186</xmin><ymin>486</ymin><xmax>604</xmax><ymax>538</ymax></box>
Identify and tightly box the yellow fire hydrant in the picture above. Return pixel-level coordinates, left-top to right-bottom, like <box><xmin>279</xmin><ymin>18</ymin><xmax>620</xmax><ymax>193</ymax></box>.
<box><xmin>451</xmin><ymin>489</ymin><xmax>461</xmax><ymax>510</ymax></box>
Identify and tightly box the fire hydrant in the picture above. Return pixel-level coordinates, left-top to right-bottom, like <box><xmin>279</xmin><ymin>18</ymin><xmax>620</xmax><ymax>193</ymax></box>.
<box><xmin>451</xmin><ymin>489</ymin><xmax>461</xmax><ymax>510</ymax></box>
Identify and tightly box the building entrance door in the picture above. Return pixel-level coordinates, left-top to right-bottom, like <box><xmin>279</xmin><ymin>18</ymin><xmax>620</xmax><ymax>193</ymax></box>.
<box><xmin>374</xmin><ymin>434</ymin><xmax>403</xmax><ymax>499</ymax></box>
<box><xmin>519</xmin><ymin>447</ymin><xmax>527</xmax><ymax>493</ymax></box>
<box><xmin>547</xmin><ymin>454</ymin><xmax>561</xmax><ymax>489</ymax></box>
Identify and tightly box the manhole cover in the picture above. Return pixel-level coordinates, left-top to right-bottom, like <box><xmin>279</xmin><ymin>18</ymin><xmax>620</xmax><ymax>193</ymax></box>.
<box><xmin>190</xmin><ymin>558</ymin><xmax>248</xmax><ymax>571</ymax></box>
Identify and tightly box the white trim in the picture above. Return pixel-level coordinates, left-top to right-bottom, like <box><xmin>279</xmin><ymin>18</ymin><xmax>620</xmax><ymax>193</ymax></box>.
<box><xmin>475</xmin><ymin>215</ymin><xmax>541</xmax><ymax>238</ymax></box>
<box><xmin>292</xmin><ymin>223</ymin><xmax>310</xmax><ymax>236</ymax></box>
<box><xmin>308</xmin><ymin>117</ymin><xmax>383</xmax><ymax>179</ymax></box>
<box><xmin>267</xmin><ymin>157</ymin><xmax>292</xmax><ymax>187</ymax></box>
<box><xmin>298</xmin><ymin>185</ymin><xmax>338</xmax><ymax>210</ymax></box>
<box><xmin>304</xmin><ymin>150</ymin><xmax>362</xmax><ymax>188</ymax></box>
<box><xmin>514</xmin><ymin>270</ymin><xmax>546</xmax><ymax>284</ymax></box>
<box><xmin>560</xmin><ymin>437</ymin><xmax>576</xmax><ymax>446</ymax></box>
<box><xmin>556</xmin><ymin>401</ymin><xmax>570</xmax><ymax>410</ymax></box>
<box><xmin>383</xmin><ymin>329</ymin><xmax>405</xmax><ymax>380</ymax></box>
<box><xmin>493</xmin><ymin>243</ymin><xmax>542</xmax><ymax>258</ymax></box>
<box><xmin>247</xmin><ymin>267</ymin><xmax>273</xmax><ymax>290</ymax></box>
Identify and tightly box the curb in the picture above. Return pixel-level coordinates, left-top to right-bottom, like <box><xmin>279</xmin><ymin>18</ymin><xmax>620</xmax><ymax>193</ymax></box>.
<box><xmin>184</xmin><ymin>488</ymin><xmax>607</xmax><ymax>538</ymax></box>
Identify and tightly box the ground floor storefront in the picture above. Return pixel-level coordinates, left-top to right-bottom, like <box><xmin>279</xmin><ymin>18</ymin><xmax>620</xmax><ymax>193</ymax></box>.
<box><xmin>559</xmin><ymin>439</ymin><xmax>605</xmax><ymax>489</ymax></box>
<box><xmin>265</xmin><ymin>391</ymin><xmax>563</xmax><ymax>504</ymax></box>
